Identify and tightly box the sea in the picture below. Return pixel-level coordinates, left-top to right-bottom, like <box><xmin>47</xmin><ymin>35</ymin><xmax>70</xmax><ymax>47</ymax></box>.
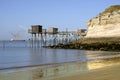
<box><xmin>0</xmin><ymin>40</ymin><xmax>120</xmax><ymax>70</ymax></box>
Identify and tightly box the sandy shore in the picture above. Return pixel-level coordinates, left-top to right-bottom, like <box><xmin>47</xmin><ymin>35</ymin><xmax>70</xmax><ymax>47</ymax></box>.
<box><xmin>0</xmin><ymin>56</ymin><xmax>120</xmax><ymax>80</ymax></box>
<box><xmin>52</xmin><ymin>63</ymin><xmax>120</xmax><ymax>80</ymax></box>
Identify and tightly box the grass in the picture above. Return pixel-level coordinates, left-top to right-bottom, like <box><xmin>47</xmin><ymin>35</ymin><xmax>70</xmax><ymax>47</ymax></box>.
<box><xmin>102</xmin><ymin>5</ymin><xmax>120</xmax><ymax>15</ymax></box>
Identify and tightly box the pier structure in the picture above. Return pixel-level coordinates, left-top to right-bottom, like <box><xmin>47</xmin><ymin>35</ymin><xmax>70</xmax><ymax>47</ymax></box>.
<box><xmin>58</xmin><ymin>30</ymin><xmax>75</xmax><ymax>44</ymax></box>
<box><xmin>47</xmin><ymin>27</ymin><xmax>58</xmax><ymax>46</ymax></box>
<box><xmin>42</xmin><ymin>29</ymin><xmax>47</xmax><ymax>47</ymax></box>
<box><xmin>28</xmin><ymin>25</ymin><xmax>42</xmax><ymax>48</ymax></box>
<box><xmin>28</xmin><ymin>25</ymin><xmax>87</xmax><ymax>47</ymax></box>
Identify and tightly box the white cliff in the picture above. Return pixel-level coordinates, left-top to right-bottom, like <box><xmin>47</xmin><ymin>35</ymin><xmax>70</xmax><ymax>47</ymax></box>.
<box><xmin>86</xmin><ymin>5</ymin><xmax>120</xmax><ymax>38</ymax></box>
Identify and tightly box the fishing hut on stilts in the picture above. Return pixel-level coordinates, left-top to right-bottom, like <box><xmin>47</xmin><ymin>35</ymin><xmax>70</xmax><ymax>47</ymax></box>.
<box><xmin>28</xmin><ymin>25</ymin><xmax>87</xmax><ymax>48</ymax></box>
<box><xmin>28</xmin><ymin>25</ymin><xmax>42</xmax><ymax>48</ymax></box>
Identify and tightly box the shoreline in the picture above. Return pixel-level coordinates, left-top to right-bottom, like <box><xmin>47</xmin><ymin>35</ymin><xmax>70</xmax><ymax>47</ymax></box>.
<box><xmin>1</xmin><ymin>53</ymin><xmax>120</xmax><ymax>71</ymax></box>
<box><xmin>0</xmin><ymin>56</ymin><xmax>120</xmax><ymax>80</ymax></box>
<box><xmin>1</xmin><ymin>56</ymin><xmax>120</xmax><ymax>72</ymax></box>
<box><xmin>50</xmin><ymin>56</ymin><xmax>120</xmax><ymax>80</ymax></box>
<box><xmin>51</xmin><ymin>63</ymin><xmax>120</xmax><ymax>80</ymax></box>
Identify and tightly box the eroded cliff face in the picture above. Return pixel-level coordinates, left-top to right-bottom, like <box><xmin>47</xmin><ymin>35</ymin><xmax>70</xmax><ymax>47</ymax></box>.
<box><xmin>86</xmin><ymin>5</ymin><xmax>120</xmax><ymax>37</ymax></box>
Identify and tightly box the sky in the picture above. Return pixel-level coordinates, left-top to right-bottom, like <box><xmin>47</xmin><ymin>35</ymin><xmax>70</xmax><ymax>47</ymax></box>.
<box><xmin>0</xmin><ymin>0</ymin><xmax>120</xmax><ymax>40</ymax></box>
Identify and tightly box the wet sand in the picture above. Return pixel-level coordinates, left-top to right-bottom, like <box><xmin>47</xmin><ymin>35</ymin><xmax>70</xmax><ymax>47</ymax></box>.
<box><xmin>0</xmin><ymin>56</ymin><xmax>120</xmax><ymax>80</ymax></box>
<box><xmin>51</xmin><ymin>57</ymin><xmax>120</xmax><ymax>80</ymax></box>
<box><xmin>52</xmin><ymin>64</ymin><xmax>120</xmax><ymax>80</ymax></box>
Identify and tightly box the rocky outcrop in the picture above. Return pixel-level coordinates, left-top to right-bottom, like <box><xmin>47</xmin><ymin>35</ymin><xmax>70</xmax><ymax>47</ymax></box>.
<box><xmin>86</xmin><ymin>5</ymin><xmax>120</xmax><ymax>37</ymax></box>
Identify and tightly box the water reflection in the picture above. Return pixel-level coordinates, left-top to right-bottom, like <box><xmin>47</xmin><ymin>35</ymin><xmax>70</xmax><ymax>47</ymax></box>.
<box><xmin>29</xmin><ymin>48</ymin><xmax>87</xmax><ymax>64</ymax></box>
<box><xmin>1</xmin><ymin>48</ymin><xmax>120</xmax><ymax>80</ymax></box>
<box><xmin>0</xmin><ymin>47</ymin><xmax>120</xmax><ymax>70</ymax></box>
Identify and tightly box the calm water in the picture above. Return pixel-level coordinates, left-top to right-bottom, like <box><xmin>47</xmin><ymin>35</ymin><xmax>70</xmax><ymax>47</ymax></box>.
<box><xmin>0</xmin><ymin>41</ymin><xmax>120</xmax><ymax>69</ymax></box>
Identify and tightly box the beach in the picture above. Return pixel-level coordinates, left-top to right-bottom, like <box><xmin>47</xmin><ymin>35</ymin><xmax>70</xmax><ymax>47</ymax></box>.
<box><xmin>52</xmin><ymin>63</ymin><xmax>120</xmax><ymax>80</ymax></box>
<box><xmin>49</xmin><ymin>57</ymin><xmax>120</xmax><ymax>80</ymax></box>
<box><xmin>0</xmin><ymin>56</ymin><xmax>120</xmax><ymax>80</ymax></box>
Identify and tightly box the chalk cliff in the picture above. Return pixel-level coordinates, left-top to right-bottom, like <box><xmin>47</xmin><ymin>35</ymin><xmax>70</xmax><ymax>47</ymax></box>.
<box><xmin>86</xmin><ymin>5</ymin><xmax>120</xmax><ymax>37</ymax></box>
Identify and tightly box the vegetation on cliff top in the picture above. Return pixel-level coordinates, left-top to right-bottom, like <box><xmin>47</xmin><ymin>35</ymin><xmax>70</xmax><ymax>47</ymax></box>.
<box><xmin>102</xmin><ymin>5</ymin><xmax>120</xmax><ymax>14</ymax></box>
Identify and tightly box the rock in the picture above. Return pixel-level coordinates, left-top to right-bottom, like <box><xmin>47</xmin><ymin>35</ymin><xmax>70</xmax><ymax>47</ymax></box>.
<box><xmin>86</xmin><ymin>5</ymin><xmax>120</xmax><ymax>38</ymax></box>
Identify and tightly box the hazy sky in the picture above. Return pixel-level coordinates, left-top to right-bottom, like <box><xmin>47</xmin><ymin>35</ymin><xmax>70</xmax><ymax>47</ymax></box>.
<box><xmin>0</xmin><ymin>0</ymin><xmax>119</xmax><ymax>40</ymax></box>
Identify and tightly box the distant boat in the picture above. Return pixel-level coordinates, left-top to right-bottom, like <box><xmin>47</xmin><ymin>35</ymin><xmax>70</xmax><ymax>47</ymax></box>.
<box><xmin>10</xmin><ymin>39</ymin><xmax>26</xmax><ymax>42</ymax></box>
